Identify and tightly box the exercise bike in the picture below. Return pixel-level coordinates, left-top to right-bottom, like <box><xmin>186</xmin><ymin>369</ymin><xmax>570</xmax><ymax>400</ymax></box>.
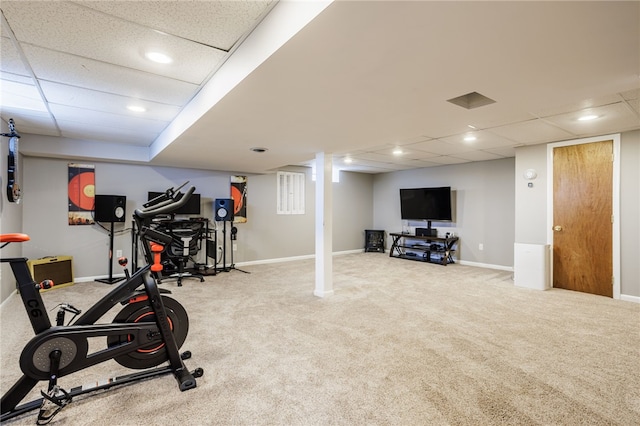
<box><xmin>1</xmin><ymin>184</ymin><xmax>203</xmax><ymax>424</ymax></box>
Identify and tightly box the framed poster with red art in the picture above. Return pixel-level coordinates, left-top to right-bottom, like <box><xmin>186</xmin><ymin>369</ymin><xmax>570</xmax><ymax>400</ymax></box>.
<box><xmin>68</xmin><ymin>163</ymin><xmax>95</xmax><ymax>225</ymax></box>
<box><xmin>230</xmin><ymin>175</ymin><xmax>247</xmax><ymax>223</ymax></box>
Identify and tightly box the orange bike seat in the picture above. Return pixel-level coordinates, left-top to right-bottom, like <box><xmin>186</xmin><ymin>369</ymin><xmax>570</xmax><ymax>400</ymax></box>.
<box><xmin>0</xmin><ymin>233</ymin><xmax>30</xmax><ymax>243</ymax></box>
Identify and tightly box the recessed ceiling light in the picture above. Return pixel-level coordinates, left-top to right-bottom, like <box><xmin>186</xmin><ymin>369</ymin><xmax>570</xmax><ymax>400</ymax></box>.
<box><xmin>467</xmin><ymin>124</ymin><xmax>477</xmax><ymax>129</ymax></box>
<box><xmin>127</xmin><ymin>105</ymin><xmax>146</xmax><ymax>112</ymax></box>
<box><xmin>578</xmin><ymin>114</ymin><xmax>599</xmax><ymax>121</ymax></box>
<box><xmin>463</xmin><ymin>134</ymin><xmax>477</xmax><ymax>142</ymax></box>
<box><xmin>145</xmin><ymin>51</ymin><xmax>173</xmax><ymax>64</ymax></box>
<box><xmin>392</xmin><ymin>148</ymin><xmax>403</xmax><ymax>155</ymax></box>
<box><xmin>344</xmin><ymin>157</ymin><xmax>353</xmax><ymax>164</ymax></box>
<box><xmin>250</xmin><ymin>147</ymin><xmax>268</xmax><ymax>153</ymax></box>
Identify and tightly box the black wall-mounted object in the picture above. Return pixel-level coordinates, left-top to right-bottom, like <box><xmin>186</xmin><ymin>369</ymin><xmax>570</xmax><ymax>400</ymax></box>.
<box><xmin>214</xmin><ymin>198</ymin><xmax>234</xmax><ymax>221</ymax></box>
<box><xmin>94</xmin><ymin>195</ymin><xmax>126</xmax><ymax>222</ymax></box>
<box><xmin>399</xmin><ymin>187</ymin><xmax>452</xmax><ymax>221</ymax></box>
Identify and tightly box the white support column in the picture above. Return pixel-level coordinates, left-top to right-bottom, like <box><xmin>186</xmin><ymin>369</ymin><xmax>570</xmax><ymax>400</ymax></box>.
<box><xmin>314</xmin><ymin>152</ymin><xmax>334</xmax><ymax>297</ymax></box>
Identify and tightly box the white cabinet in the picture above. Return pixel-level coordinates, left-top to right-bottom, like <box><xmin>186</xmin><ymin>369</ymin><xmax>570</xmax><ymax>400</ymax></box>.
<box><xmin>514</xmin><ymin>243</ymin><xmax>550</xmax><ymax>290</ymax></box>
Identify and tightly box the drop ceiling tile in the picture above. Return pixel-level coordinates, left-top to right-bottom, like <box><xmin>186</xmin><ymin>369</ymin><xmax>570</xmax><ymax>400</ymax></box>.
<box><xmin>489</xmin><ymin>118</ymin><xmax>575</xmax><ymax>145</ymax></box>
<box><xmin>543</xmin><ymin>102</ymin><xmax>640</xmax><ymax>135</ymax></box>
<box><xmin>427</xmin><ymin>156</ymin><xmax>471</xmax><ymax>165</ymax></box>
<box><xmin>0</xmin><ymin>109</ymin><xmax>58</xmax><ymax>134</ymax></box>
<box><xmin>340</xmin><ymin>165</ymin><xmax>391</xmax><ymax>174</ymax></box>
<box><xmin>371</xmin><ymin>146</ymin><xmax>439</xmax><ymax>161</ymax></box>
<box><xmin>57</xmin><ymin>119</ymin><xmax>157</xmax><ymax>145</ymax></box>
<box><xmin>49</xmin><ymin>103</ymin><xmax>169</xmax><ymax>134</ymax></box>
<box><xmin>0</xmin><ymin>71</ymin><xmax>33</xmax><ymax>85</ymax></box>
<box><xmin>439</xmin><ymin>130</ymin><xmax>518</xmax><ymax>150</ymax></box>
<box><xmin>621</xmin><ymin>88</ymin><xmax>639</xmax><ymax>101</ymax></box>
<box><xmin>24</xmin><ymin>45</ymin><xmax>197</xmax><ymax>105</ymax></box>
<box><xmin>364</xmin><ymin>162</ymin><xmax>410</xmax><ymax>171</ymax></box>
<box><xmin>627</xmin><ymin>98</ymin><xmax>640</xmax><ymax>115</ymax></box>
<box><xmin>347</xmin><ymin>157</ymin><xmax>396</xmax><ymax>168</ymax></box>
<box><xmin>83</xmin><ymin>0</ymin><xmax>275</xmax><ymax>51</ymax></box>
<box><xmin>418</xmin><ymin>160</ymin><xmax>449</xmax><ymax>168</ymax></box>
<box><xmin>40</xmin><ymin>81</ymin><xmax>181</xmax><ymax>121</ymax></box>
<box><xmin>451</xmin><ymin>150</ymin><xmax>504</xmax><ymax>162</ymax></box>
<box><xmin>395</xmin><ymin>135</ymin><xmax>433</xmax><ymax>145</ymax></box>
<box><xmin>0</xmin><ymin>36</ymin><xmax>29</xmax><ymax>76</ymax></box>
<box><xmin>0</xmin><ymin>80</ymin><xmax>47</xmax><ymax>112</ymax></box>
<box><xmin>533</xmin><ymin>94</ymin><xmax>625</xmax><ymax>118</ymax></box>
<box><xmin>355</xmin><ymin>152</ymin><xmax>396</xmax><ymax>163</ymax></box>
<box><xmin>2</xmin><ymin>1</ymin><xmax>226</xmax><ymax>84</ymax></box>
<box><xmin>485</xmin><ymin>146</ymin><xmax>518</xmax><ymax>157</ymax></box>
<box><xmin>1</xmin><ymin>19</ymin><xmax>11</xmax><ymax>37</ymax></box>
<box><xmin>404</xmin><ymin>139</ymin><xmax>471</xmax><ymax>156</ymax></box>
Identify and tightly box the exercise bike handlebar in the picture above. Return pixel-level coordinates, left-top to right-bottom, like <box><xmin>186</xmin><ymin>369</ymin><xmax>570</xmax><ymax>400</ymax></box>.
<box><xmin>134</xmin><ymin>185</ymin><xmax>196</xmax><ymax>219</ymax></box>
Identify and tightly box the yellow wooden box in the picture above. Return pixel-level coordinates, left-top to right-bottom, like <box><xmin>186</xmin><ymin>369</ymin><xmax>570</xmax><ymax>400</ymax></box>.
<box><xmin>27</xmin><ymin>256</ymin><xmax>74</xmax><ymax>291</ymax></box>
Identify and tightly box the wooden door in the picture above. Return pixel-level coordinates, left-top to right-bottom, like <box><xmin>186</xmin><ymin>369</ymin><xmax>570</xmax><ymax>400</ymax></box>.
<box><xmin>552</xmin><ymin>140</ymin><xmax>613</xmax><ymax>297</ymax></box>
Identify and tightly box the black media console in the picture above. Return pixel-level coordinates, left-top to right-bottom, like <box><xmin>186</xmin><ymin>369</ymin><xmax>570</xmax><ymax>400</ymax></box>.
<box><xmin>389</xmin><ymin>232</ymin><xmax>459</xmax><ymax>266</ymax></box>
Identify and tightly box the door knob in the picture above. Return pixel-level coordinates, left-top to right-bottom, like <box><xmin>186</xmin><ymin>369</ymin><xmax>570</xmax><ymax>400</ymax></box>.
<box><xmin>553</xmin><ymin>225</ymin><xmax>563</xmax><ymax>232</ymax></box>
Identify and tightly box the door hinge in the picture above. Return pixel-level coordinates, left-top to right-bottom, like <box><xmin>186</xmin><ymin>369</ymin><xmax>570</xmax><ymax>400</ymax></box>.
<box><xmin>611</xmin><ymin>215</ymin><xmax>614</xmax><ymax>224</ymax></box>
<box><xmin>612</xmin><ymin>275</ymin><xmax>615</xmax><ymax>286</ymax></box>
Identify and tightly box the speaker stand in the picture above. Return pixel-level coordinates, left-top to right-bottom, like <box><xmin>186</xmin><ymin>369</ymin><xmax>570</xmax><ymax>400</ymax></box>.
<box><xmin>229</xmin><ymin>225</ymin><xmax>249</xmax><ymax>274</ymax></box>
<box><xmin>215</xmin><ymin>221</ymin><xmax>229</xmax><ymax>273</ymax></box>
<box><xmin>96</xmin><ymin>221</ymin><xmax>126</xmax><ymax>285</ymax></box>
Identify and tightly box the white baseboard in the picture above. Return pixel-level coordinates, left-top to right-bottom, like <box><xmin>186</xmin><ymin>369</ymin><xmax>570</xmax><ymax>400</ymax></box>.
<box><xmin>458</xmin><ymin>260</ymin><xmax>514</xmax><ymax>272</ymax></box>
<box><xmin>620</xmin><ymin>294</ymin><xmax>640</xmax><ymax>304</ymax></box>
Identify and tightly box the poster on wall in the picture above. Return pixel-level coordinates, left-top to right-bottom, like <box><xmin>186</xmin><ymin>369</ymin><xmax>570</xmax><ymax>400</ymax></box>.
<box><xmin>230</xmin><ymin>175</ymin><xmax>247</xmax><ymax>223</ymax></box>
<box><xmin>68</xmin><ymin>163</ymin><xmax>95</xmax><ymax>225</ymax></box>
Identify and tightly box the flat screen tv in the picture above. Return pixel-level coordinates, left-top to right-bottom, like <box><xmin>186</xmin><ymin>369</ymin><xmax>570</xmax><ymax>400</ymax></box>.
<box><xmin>399</xmin><ymin>187</ymin><xmax>452</xmax><ymax>221</ymax></box>
<box><xmin>148</xmin><ymin>191</ymin><xmax>201</xmax><ymax>215</ymax></box>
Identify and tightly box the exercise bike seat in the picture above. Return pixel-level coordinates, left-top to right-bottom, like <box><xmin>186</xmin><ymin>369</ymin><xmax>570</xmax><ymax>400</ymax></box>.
<box><xmin>0</xmin><ymin>233</ymin><xmax>30</xmax><ymax>243</ymax></box>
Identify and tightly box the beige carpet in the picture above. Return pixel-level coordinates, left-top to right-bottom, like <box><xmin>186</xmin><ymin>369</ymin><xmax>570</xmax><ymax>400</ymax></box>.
<box><xmin>1</xmin><ymin>253</ymin><xmax>639</xmax><ymax>425</ymax></box>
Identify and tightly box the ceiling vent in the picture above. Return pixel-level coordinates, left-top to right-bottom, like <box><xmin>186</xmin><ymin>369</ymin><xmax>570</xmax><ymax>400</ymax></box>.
<box><xmin>447</xmin><ymin>91</ymin><xmax>496</xmax><ymax>109</ymax></box>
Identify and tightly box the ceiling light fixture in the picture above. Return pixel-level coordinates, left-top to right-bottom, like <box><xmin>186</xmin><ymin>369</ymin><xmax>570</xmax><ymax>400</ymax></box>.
<box><xmin>127</xmin><ymin>105</ymin><xmax>146</xmax><ymax>113</ymax></box>
<box><xmin>344</xmin><ymin>157</ymin><xmax>353</xmax><ymax>164</ymax></box>
<box><xmin>463</xmin><ymin>134</ymin><xmax>477</xmax><ymax>142</ymax></box>
<box><xmin>145</xmin><ymin>51</ymin><xmax>173</xmax><ymax>64</ymax></box>
<box><xmin>392</xmin><ymin>148</ymin><xmax>403</xmax><ymax>155</ymax></box>
<box><xmin>467</xmin><ymin>124</ymin><xmax>477</xmax><ymax>129</ymax></box>
<box><xmin>578</xmin><ymin>114</ymin><xmax>599</xmax><ymax>121</ymax></box>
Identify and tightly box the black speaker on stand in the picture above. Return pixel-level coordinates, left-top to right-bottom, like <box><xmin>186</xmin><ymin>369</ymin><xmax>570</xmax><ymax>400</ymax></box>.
<box><xmin>95</xmin><ymin>195</ymin><xmax>127</xmax><ymax>284</ymax></box>
<box><xmin>214</xmin><ymin>199</ymin><xmax>233</xmax><ymax>272</ymax></box>
<box><xmin>214</xmin><ymin>199</ymin><xmax>249</xmax><ymax>274</ymax></box>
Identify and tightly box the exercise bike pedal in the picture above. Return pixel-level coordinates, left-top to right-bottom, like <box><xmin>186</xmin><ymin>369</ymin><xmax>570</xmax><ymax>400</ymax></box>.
<box><xmin>180</xmin><ymin>350</ymin><xmax>191</xmax><ymax>360</ymax></box>
<box><xmin>37</xmin><ymin>385</ymin><xmax>71</xmax><ymax>425</ymax></box>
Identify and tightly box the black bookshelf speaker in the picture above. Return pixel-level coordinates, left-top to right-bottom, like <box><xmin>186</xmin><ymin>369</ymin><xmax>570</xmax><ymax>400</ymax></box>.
<box><xmin>214</xmin><ymin>198</ymin><xmax>234</xmax><ymax>221</ymax></box>
<box><xmin>94</xmin><ymin>195</ymin><xmax>126</xmax><ymax>222</ymax></box>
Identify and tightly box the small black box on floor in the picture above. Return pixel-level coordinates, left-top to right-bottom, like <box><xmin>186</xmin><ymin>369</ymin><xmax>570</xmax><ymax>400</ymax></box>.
<box><xmin>416</xmin><ymin>228</ymin><xmax>437</xmax><ymax>237</ymax></box>
<box><xmin>365</xmin><ymin>230</ymin><xmax>385</xmax><ymax>253</ymax></box>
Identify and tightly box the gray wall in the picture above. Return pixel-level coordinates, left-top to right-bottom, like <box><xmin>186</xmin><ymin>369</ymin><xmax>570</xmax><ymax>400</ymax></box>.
<box><xmin>232</xmin><ymin>166</ymin><xmax>374</xmax><ymax>261</ymax></box>
<box><xmin>514</xmin><ymin>130</ymin><xmax>640</xmax><ymax>297</ymax></box>
<box><xmin>8</xmin><ymin>158</ymin><xmax>372</xmax><ymax>290</ymax></box>
<box><xmin>372</xmin><ymin>158</ymin><xmax>516</xmax><ymax>268</ymax></box>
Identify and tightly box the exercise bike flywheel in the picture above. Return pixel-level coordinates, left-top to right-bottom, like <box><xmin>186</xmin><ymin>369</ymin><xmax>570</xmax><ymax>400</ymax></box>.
<box><xmin>107</xmin><ymin>296</ymin><xmax>189</xmax><ymax>370</ymax></box>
